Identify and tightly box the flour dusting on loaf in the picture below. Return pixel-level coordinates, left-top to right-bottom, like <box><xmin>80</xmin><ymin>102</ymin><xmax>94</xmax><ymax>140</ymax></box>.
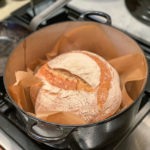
<box><xmin>32</xmin><ymin>51</ymin><xmax>122</xmax><ymax>123</ymax></box>
<box><xmin>48</xmin><ymin>52</ymin><xmax>100</xmax><ymax>88</ymax></box>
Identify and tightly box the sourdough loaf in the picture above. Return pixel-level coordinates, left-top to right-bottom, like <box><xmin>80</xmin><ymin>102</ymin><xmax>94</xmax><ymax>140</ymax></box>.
<box><xmin>31</xmin><ymin>51</ymin><xmax>122</xmax><ymax>123</ymax></box>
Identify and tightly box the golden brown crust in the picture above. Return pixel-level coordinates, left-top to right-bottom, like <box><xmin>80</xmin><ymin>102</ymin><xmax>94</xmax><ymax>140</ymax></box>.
<box><xmin>36</xmin><ymin>64</ymin><xmax>94</xmax><ymax>92</ymax></box>
<box><xmin>33</xmin><ymin>51</ymin><xmax>121</xmax><ymax>123</ymax></box>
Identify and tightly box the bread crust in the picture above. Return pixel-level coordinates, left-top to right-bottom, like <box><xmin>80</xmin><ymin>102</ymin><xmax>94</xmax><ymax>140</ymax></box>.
<box><xmin>31</xmin><ymin>51</ymin><xmax>122</xmax><ymax>123</ymax></box>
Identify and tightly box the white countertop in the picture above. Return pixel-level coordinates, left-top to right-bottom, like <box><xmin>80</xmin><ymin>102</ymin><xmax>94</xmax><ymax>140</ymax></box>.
<box><xmin>0</xmin><ymin>0</ymin><xmax>30</xmax><ymax>21</ymax></box>
<box><xmin>68</xmin><ymin>0</ymin><xmax>150</xmax><ymax>44</ymax></box>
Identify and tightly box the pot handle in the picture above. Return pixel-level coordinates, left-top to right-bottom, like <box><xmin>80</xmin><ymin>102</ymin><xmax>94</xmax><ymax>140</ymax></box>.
<box><xmin>25</xmin><ymin>117</ymin><xmax>76</xmax><ymax>143</ymax></box>
<box><xmin>79</xmin><ymin>11</ymin><xmax>112</xmax><ymax>25</ymax></box>
<box><xmin>4</xmin><ymin>95</ymin><xmax>76</xmax><ymax>143</ymax></box>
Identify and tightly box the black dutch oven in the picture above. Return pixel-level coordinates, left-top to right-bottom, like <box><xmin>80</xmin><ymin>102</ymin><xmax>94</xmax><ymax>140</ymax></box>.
<box><xmin>3</xmin><ymin>12</ymin><xmax>150</xmax><ymax>150</ymax></box>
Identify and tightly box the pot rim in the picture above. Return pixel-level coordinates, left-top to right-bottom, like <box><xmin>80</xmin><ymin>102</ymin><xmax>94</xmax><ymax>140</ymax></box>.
<box><xmin>3</xmin><ymin>21</ymin><xmax>149</xmax><ymax>128</ymax></box>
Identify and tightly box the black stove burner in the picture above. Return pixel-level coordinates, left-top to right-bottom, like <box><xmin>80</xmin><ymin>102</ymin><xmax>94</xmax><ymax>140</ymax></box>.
<box><xmin>126</xmin><ymin>0</ymin><xmax>150</xmax><ymax>26</ymax></box>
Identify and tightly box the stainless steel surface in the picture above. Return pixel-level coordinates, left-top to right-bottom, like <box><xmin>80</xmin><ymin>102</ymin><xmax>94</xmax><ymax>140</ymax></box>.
<box><xmin>0</xmin><ymin>129</ymin><xmax>23</xmax><ymax>150</ymax></box>
<box><xmin>29</xmin><ymin>0</ymin><xmax>71</xmax><ymax>31</ymax></box>
<box><xmin>117</xmin><ymin>112</ymin><xmax>150</xmax><ymax>150</ymax></box>
<box><xmin>68</xmin><ymin>0</ymin><xmax>150</xmax><ymax>45</ymax></box>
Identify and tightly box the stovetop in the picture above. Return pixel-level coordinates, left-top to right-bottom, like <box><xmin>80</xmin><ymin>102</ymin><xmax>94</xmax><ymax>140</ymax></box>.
<box><xmin>68</xmin><ymin>0</ymin><xmax>150</xmax><ymax>46</ymax></box>
<box><xmin>0</xmin><ymin>1</ymin><xmax>150</xmax><ymax>150</ymax></box>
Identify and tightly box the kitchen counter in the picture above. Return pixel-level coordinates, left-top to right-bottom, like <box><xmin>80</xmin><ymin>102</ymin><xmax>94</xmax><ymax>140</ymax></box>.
<box><xmin>0</xmin><ymin>0</ymin><xmax>30</xmax><ymax>21</ymax></box>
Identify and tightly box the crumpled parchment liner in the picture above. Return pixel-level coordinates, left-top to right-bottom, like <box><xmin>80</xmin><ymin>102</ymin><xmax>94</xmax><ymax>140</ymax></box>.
<box><xmin>8</xmin><ymin>22</ymin><xmax>147</xmax><ymax>125</ymax></box>
<box><xmin>9</xmin><ymin>70</ymin><xmax>41</xmax><ymax>112</ymax></box>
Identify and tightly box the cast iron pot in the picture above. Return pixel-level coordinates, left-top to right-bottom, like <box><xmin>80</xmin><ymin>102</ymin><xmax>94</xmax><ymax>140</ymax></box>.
<box><xmin>3</xmin><ymin>12</ymin><xmax>149</xmax><ymax>150</ymax></box>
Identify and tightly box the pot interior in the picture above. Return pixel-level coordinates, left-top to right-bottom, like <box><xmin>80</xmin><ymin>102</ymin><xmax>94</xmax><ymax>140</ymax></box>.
<box><xmin>4</xmin><ymin>21</ymin><xmax>148</xmax><ymax>120</ymax></box>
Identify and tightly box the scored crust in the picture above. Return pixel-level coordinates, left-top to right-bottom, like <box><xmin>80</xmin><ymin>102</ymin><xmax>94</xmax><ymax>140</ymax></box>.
<box><xmin>30</xmin><ymin>51</ymin><xmax>122</xmax><ymax>124</ymax></box>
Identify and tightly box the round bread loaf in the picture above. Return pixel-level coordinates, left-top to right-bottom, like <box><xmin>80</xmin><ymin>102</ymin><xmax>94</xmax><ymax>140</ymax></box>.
<box><xmin>31</xmin><ymin>51</ymin><xmax>122</xmax><ymax>124</ymax></box>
